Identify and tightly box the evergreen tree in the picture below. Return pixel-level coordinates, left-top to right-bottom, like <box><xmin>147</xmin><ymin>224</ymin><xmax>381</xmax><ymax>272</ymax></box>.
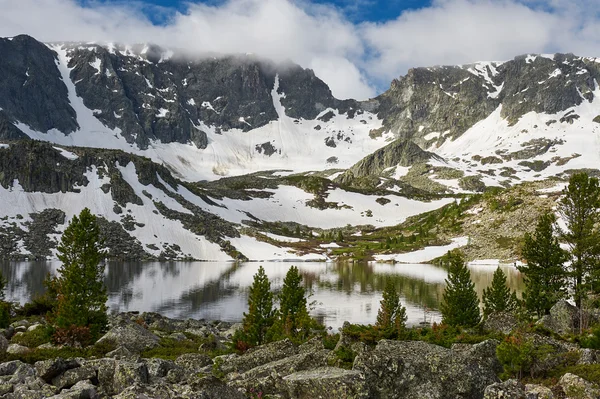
<box><xmin>519</xmin><ymin>212</ymin><xmax>569</xmax><ymax>317</ymax></box>
<box><xmin>376</xmin><ymin>280</ymin><xmax>407</xmax><ymax>335</ymax></box>
<box><xmin>241</xmin><ymin>266</ymin><xmax>275</xmax><ymax>346</ymax></box>
<box><xmin>278</xmin><ymin>266</ymin><xmax>311</xmax><ymax>339</ymax></box>
<box><xmin>558</xmin><ymin>172</ymin><xmax>600</xmax><ymax>308</ymax></box>
<box><xmin>54</xmin><ymin>208</ymin><xmax>108</xmax><ymax>341</ymax></box>
<box><xmin>440</xmin><ymin>250</ymin><xmax>481</xmax><ymax>327</ymax></box>
<box><xmin>482</xmin><ymin>267</ymin><xmax>518</xmax><ymax>316</ymax></box>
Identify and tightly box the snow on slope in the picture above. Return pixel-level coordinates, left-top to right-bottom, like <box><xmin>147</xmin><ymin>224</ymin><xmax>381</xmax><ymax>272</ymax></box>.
<box><xmin>375</xmin><ymin>237</ymin><xmax>469</xmax><ymax>264</ymax></box>
<box><xmin>430</xmin><ymin>80</ymin><xmax>600</xmax><ymax>190</ymax></box>
<box><xmin>0</xmin><ymin>164</ymin><xmax>229</xmax><ymax>261</ymax></box>
<box><xmin>15</xmin><ymin>46</ymin><xmax>391</xmax><ymax>182</ymax></box>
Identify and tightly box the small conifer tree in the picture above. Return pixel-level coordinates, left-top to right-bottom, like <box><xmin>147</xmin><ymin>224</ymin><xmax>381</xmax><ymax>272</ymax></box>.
<box><xmin>440</xmin><ymin>250</ymin><xmax>481</xmax><ymax>327</ymax></box>
<box><xmin>519</xmin><ymin>212</ymin><xmax>568</xmax><ymax>317</ymax></box>
<box><xmin>482</xmin><ymin>267</ymin><xmax>518</xmax><ymax>316</ymax></box>
<box><xmin>277</xmin><ymin>266</ymin><xmax>313</xmax><ymax>340</ymax></box>
<box><xmin>54</xmin><ymin>208</ymin><xmax>108</xmax><ymax>342</ymax></box>
<box><xmin>241</xmin><ymin>266</ymin><xmax>275</xmax><ymax>346</ymax></box>
<box><xmin>376</xmin><ymin>280</ymin><xmax>407</xmax><ymax>336</ymax></box>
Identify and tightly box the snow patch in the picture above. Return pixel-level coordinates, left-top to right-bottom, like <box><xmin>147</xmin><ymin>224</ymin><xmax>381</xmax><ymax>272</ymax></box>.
<box><xmin>375</xmin><ymin>237</ymin><xmax>469</xmax><ymax>264</ymax></box>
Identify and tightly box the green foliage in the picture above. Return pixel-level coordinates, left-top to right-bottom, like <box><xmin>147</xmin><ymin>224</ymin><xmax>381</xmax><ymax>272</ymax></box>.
<box><xmin>496</xmin><ymin>333</ymin><xmax>557</xmax><ymax>380</ymax></box>
<box><xmin>53</xmin><ymin>208</ymin><xmax>108</xmax><ymax>342</ymax></box>
<box><xmin>271</xmin><ymin>266</ymin><xmax>316</xmax><ymax>342</ymax></box>
<box><xmin>559</xmin><ymin>172</ymin><xmax>600</xmax><ymax>308</ymax></box>
<box><xmin>579</xmin><ymin>325</ymin><xmax>600</xmax><ymax>349</ymax></box>
<box><xmin>11</xmin><ymin>326</ymin><xmax>53</xmax><ymax>348</ymax></box>
<box><xmin>333</xmin><ymin>346</ymin><xmax>356</xmax><ymax>369</ymax></box>
<box><xmin>141</xmin><ymin>337</ymin><xmax>203</xmax><ymax>360</ymax></box>
<box><xmin>519</xmin><ymin>212</ymin><xmax>569</xmax><ymax>317</ymax></box>
<box><xmin>375</xmin><ymin>280</ymin><xmax>407</xmax><ymax>336</ymax></box>
<box><xmin>0</xmin><ymin>302</ymin><xmax>10</xmax><ymax>330</ymax></box>
<box><xmin>18</xmin><ymin>274</ymin><xmax>58</xmax><ymax>317</ymax></box>
<box><xmin>239</xmin><ymin>266</ymin><xmax>275</xmax><ymax>347</ymax></box>
<box><xmin>440</xmin><ymin>250</ymin><xmax>481</xmax><ymax>327</ymax></box>
<box><xmin>482</xmin><ymin>267</ymin><xmax>518</xmax><ymax>317</ymax></box>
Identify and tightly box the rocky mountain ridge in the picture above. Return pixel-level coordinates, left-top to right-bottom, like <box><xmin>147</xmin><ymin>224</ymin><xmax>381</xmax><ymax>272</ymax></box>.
<box><xmin>1</xmin><ymin>34</ymin><xmax>600</xmax><ymax>261</ymax></box>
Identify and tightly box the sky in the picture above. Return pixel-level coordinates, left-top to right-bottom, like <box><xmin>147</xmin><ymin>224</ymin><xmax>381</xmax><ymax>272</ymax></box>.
<box><xmin>1</xmin><ymin>0</ymin><xmax>599</xmax><ymax>100</ymax></box>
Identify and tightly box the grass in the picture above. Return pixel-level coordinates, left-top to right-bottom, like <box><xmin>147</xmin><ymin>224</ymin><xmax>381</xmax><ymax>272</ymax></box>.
<box><xmin>10</xmin><ymin>325</ymin><xmax>53</xmax><ymax>348</ymax></box>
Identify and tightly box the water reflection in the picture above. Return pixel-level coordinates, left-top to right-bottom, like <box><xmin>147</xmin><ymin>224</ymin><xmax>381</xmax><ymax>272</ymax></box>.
<box><xmin>0</xmin><ymin>261</ymin><xmax>523</xmax><ymax>330</ymax></box>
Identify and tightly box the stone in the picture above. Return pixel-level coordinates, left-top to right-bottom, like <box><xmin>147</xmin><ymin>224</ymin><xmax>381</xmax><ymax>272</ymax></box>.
<box><xmin>353</xmin><ymin>339</ymin><xmax>501</xmax><ymax>399</ymax></box>
<box><xmin>558</xmin><ymin>373</ymin><xmax>600</xmax><ymax>399</ymax></box>
<box><xmin>282</xmin><ymin>367</ymin><xmax>371</xmax><ymax>399</ymax></box>
<box><xmin>105</xmin><ymin>346</ymin><xmax>138</xmax><ymax>361</ymax></box>
<box><xmin>484</xmin><ymin>312</ymin><xmax>520</xmax><ymax>335</ymax></box>
<box><xmin>524</xmin><ymin>384</ymin><xmax>554</xmax><ymax>399</ymax></box>
<box><xmin>96</xmin><ymin>321</ymin><xmax>160</xmax><ymax>353</ymax></box>
<box><xmin>48</xmin><ymin>380</ymin><xmax>98</xmax><ymax>399</ymax></box>
<box><xmin>0</xmin><ymin>361</ymin><xmax>26</xmax><ymax>376</ymax></box>
<box><xmin>7</xmin><ymin>344</ymin><xmax>30</xmax><ymax>355</ymax></box>
<box><xmin>0</xmin><ymin>334</ymin><xmax>9</xmax><ymax>353</ymax></box>
<box><xmin>167</xmin><ymin>332</ymin><xmax>187</xmax><ymax>341</ymax></box>
<box><xmin>112</xmin><ymin>362</ymin><xmax>149</xmax><ymax>394</ymax></box>
<box><xmin>174</xmin><ymin>353</ymin><xmax>213</xmax><ymax>373</ymax></box>
<box><xmin>218</xmin><ymin>339</ymin><xmax>298</xmax><ymax>374</ymax></box>
<box><xmin>537</xmin><ymin>300</ymin><xmax>580</xmax><ymax>335</ymax></box>
<box><xmin>577</xmin><ymin>348</ymin><xmax>600</xmax><ymax>365</ymax></box>
<box><xmin>144</xmin><ymin>358</ymin><xmax>175</xmax><ymax>382</ymax></box>
<box><xmin>484</xmin><ymin>379</ymin><xmax>526</xmax><ymax>398</ymax></box>
<box><xmin>51</xmin><ymin>366</ymin><xmax>96</xmax><ymax>390</ymax></box>
<box><xmin>35</xmin><ymin>358</ymin><xmax>79</xmax><ymax>383</ymax></box>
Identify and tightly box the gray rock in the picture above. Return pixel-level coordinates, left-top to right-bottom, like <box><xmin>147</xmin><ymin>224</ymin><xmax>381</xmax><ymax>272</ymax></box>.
<box><xmin>96</xmin><ymin>321</ymin><xmax>160</xmax><ymax>353</ymax></box>
<box><xmin>48</xmin><ymin>380</ymin><xmax>98</xmax><ymax>399</ymax></box>
<box><xmin>524</xmin><ymin>384</ymin><xmax>554</xmax><ymax>399</ymax></box>
<box><xmin>35</xmin><ymin>358</ymin><xmax>79</xmax><ymax>383</ymax></box>
<box><xmin>174</xmin><ymin>353</ymin><xmax>213</xmax><ymax>373</ymax></box>
<box><xmin>483</xmin><ymin>312</ymin><xmax>520</xmax><ymax>335</ymax></box>
<box><xmin>218</xmin><ymin>339</ymin><xmax>298</xmax><ymax>374</ymax></box>
<box><xmin>7</xmin><ymin>344</ymin><xmax>30</xmax><ymax>355</ymax></box>
<box><xmin>51</xmin><ymin>366</ymin><xmax>96</xmax><ymax>390</ymax></box>
<box><xmin>112</xmin><ymin>362</ymin><xmax>149</xmax><ymax>394</ymax></box>
<box><xmin>282</xmin><ymin>367</ymin><xmax>371</xmax><ymax>399</ymax></box>
<box><xmin>537</xmin><ymin>300</ymin><xmax>580</xmax><ymax>335</ymax></box>
<box><xmin>220</xmin><ymin>323</ymin><xmax>243</xmax><ymax>340</ymax></box>
<box><xmin>0</xmin><ymin>334</ymin><xmax>9</xmax><ymax>353</ymax></box>
<box><xmin>105</xmin><ymin>346</ymin><xmax>138</xmax><ymax>361</ymax></box>
<box><xmin>558</xmin><ymin>373</ymin><xmax>600</xmax><ymax>398</ymax></box>
<box><xmin>483</xmin><ymin>379</ymin><xmax>526</xmax><ymax>398</ymax></box>
<box><xmin>353</xmin><ymin>339</ymin><xmax>501</xmax><ymax>399</ymax></box>
<box><xmin>577</xmin><ymin>348</ymin><xmax>600</xmax><ymax>365</ymax></box>
<box><xmin>144</xmin><ymin>358</ymin><xmax>175</xmax><ymax>383</ymax></box>
<box><xmin>0</xmin><ymin>361</ymin><xmax>27</xmax><ymax>376</ymax></box>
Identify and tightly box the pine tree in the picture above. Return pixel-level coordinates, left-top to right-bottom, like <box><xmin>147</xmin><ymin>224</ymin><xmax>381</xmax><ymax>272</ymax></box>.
<box><xmin>482</xmin><ymin>267</ymin><xmax>518</xmax><ymax>316</ymax></box>
<box><xmin>440</xmin><ymin>250</ymin><xmax>481</xmax><ymax>327</ymax></box>
<box><xmin>241</xmin><ymin>266</ymin><xmax>275</xmax><ymax>346</ymax></box>
<box><xmin>54</xmin><ymin>208</ymin><xmax>108</xmax><ymax>341</ymax></box>
<box><xmin>519</xmin><ymin>212</ymin><xmax>569</xmax><ymax>317</ymax></box>
<box><xmin>279</xmin><ymin>266</ymin><xmax>310</xmax><ymax>338</ymax></box>
<box><xmin>376</xmin><ymin>280</ymin><xmax>407</xmax><ymax>335</ymax></box>
<box><xmin>558</xmin><ymin>172</ymin><xmax>600</xmax><ymax>308</ymax></box>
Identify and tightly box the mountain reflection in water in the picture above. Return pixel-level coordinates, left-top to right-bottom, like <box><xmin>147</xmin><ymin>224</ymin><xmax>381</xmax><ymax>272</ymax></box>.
<box><xmin>0</xmin><ymin>261</ymin><xmax>523</xmax><ymax>330</ymax></box>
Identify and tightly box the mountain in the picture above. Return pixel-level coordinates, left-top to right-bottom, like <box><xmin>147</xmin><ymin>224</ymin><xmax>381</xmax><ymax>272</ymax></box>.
<box><xmin>0</xmin><ymin>34</ymin><xmax>599</xmax><ymax>262</ymax></box>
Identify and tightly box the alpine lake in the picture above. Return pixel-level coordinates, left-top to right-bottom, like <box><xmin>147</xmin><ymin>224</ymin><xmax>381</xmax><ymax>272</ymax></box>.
<box><xmin>0</xmin><ymin>261</ymin><xmax>524</xmax><ymax>330</ymax></box>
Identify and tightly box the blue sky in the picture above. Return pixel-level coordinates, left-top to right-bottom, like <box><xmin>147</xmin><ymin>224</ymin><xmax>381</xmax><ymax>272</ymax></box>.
<box><xmin>2</xmin><ymin>0</ymin><xmax>600</xmax><ymax>100</ymax></box>
<box><xmin>90</xmin><ymin>0</ymin><xmax>433</xmax><ymax>24</ymax></box>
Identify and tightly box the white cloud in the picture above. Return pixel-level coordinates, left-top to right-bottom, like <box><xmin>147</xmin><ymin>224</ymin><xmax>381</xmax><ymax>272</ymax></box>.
<box><xmin>0</xmin><ymin>0</ymin><xmax>599</xmax><ymax>100</ymax></box>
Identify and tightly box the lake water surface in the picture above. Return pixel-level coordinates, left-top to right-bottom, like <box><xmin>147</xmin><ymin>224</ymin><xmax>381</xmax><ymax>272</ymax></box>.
<box><xmin>0</xmin><ymin>261</ymin><xmax>523</xmax><ymax>330</ymax></box>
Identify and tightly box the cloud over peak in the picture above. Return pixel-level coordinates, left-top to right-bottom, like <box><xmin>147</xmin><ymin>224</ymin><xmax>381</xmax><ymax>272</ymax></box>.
<box><xmin>0</xmin><ymin>0</ymin><xmax>599</xmax><ymax>100</ymax></box>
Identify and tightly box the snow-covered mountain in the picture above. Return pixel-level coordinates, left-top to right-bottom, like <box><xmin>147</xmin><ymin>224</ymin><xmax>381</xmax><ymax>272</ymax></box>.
<box><xmin>1</xmin><ymin>34</ymin><xmax>599</xmax><ymax>262</ymax></box>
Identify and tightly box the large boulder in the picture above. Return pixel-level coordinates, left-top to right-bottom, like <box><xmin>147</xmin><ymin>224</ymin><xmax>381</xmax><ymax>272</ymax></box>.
<box><xmin>95</xmin><ymin>321</ymin><xmax>160</xmax><ymax>353</ymax></box>
<box><xmin>35</xmin><ymin>358</ymin><xmax>79</xmax><ymax>383</ymax></box>
<box><xmin>0</xmin><ymin>334</ymin><xmax>9</xmax><ymax>353</ymax></box>
<box><xmin>174</xmin><ymin>353</ymin><xmax>213</xmax><ymax>374</ymax></box>
<box><xmin>353</xmin><ymin>339</ymin><xmax>501</xmax><ymax>399</ymax></box>
<box><xmin>228</xmin><ymin>349</ymin><xmax>332</xmax><ymax>395</ymax></box>
<box><xmin>483</xmin><ymin>379</ymin><xmax>526</xmax><ymax>398</ymax></box>
<box><xmin>51</xmin><ymin>366</ymin><xmax>96</xmax><ymax>390</ymax></box>
<box><xmin>112</xmin><ymin>361</ymin><xmax>149</xmax><ymax>395</ymax></box>
<box><xmin>524</xmin><ymin>384</ymin><xmax>554</xmax><ymax>399</ymax></box>
<box><xmin>537</xmin><ymin>300</ymin><xmax>580</xmax><ymax>335</ymax></box>
<box><xmin>483</xmin><ymin>313</ymin><xmax>519</xmax><ymax>335</ymax></box>
<box><xmin>217</xmin><ymin>339</ymin><xmax>298</xmax><ymax>375</ymax></box>
<box><xmin>282</xmin><ymin>367</ymin><xmax>371</xmax><ymax>399</ymax></box>
<box><xmin>558</xmin><ymin>373</ymin><xmax>600</xmax><ymax>398</ymax></box>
